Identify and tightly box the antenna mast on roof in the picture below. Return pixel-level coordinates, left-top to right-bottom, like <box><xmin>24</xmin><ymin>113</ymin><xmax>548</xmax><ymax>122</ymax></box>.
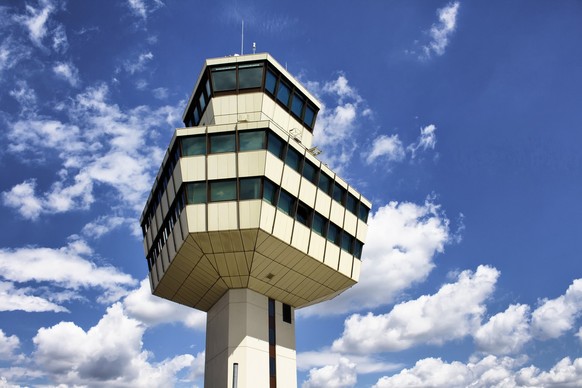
<box><xmin>241</xmin><ymin>20</ymin><xmax>244</xmax><ymax>55</ymax></box>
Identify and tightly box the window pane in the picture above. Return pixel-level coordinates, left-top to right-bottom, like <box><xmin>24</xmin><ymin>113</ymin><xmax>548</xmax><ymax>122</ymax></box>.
<box><xmin>267</xmin><ymin>132</ymin><xmax>285</xmax><ymax>159</ymax></box>
<box><xmin>210</xmin><ymin>180</ymin><xmax>236</xmax><ymax>202</ymax></box>
<box><xmin>282</xmin><ymin>303</ymin><xmax>292</xmax><ymax>324</ymax></box>
<box><xmin>210</xmin><ymin>133</ymin><xmax>235</xmax><ymax>153</ymax></box>
<box><xmin>354</xmin><ymin>240</ymin><xmax>363</xmax><ymax>259</ymax></box>
<box><xmin>285</xmin><ymin>147</ymin><xmax>302</xmax><ymax>172</ymax></box>
<box><xmin>263</xmin><ymin>179</ymin><xmax>277</xmax><ymax>205</ymax></box>
<box><xmin>276</xmin><ymin>82</ymin><xmax>291</xmax><ymax>106</ymax></box>
<box><xmin>318</xmin><ymin>172</ymin><xmax>332</xmax><ymax>195</ymax></box>
<box><xmin>304</xmin><ymin>105</ymin><xmax>315</xmax><ymax>128</ymax></box>
<box><xmin>205</xmin><ymin>79</ymin><xmax>211</xmax><ymax>97</ymax></box>
<box><xmin>277</xmin><ymin>190</ymin><xmax>295</xmax><ymax>216</ymax></box>
<box><xmin>341</xmin><ymin>233</ymin><xmax>354</xmax><ymax>253</ymax></box>
<box><xmin>193</xmin><ymin>106</ymin><xmax>200</xmax><ymax>125</ymax></box>
<box><xmin>295</xmin><ymin>202</ymin><xmax>311</xmax><ymax>226</ymax></box>
<box><xmin>291</xmin><ymin>93</ymin><xmax>304</xmax><ymax>118</ymax></box>
<box><xmin>239</xmin><ymin>177</ymin><xmax>261</xmax><ymax>200</ymax></box>
<box><xmin>212</xmin><ymin>67</ymin><xmax>236</xmax><ymax>91</ymax></box>
<box><xmin>182</xmin><ymin>136</ymin><xmax>206</xmax><ymax>156</ymax></box>
<box><xmin>265</xmin><ymin>69</ymin><xmax>277</xmax><ymax>95</ymax></box>
<box><xmin>199</xmin><ymin>92</ymin><xmax>206</xmax><ymax>113</ymax></box>
<box><xmin>187</xmin><ymin>182</ymin><xmax>206</xmax><ymax>204</ymax></box>
<box><xmin>239</xmin><ymin>130</ymin><xmax>266</xmax><ymax>151</ymax></box>
<box><xmin>332</xmin><ymin>182</ymin><xmax>346</xmax><ymax>204</ymax></box>
<box><xmin>327</xmin><ymin>223</ymin><xmax>340</xmax><ymax>245</ymax></box>
<box><xmin>346</xmin><ymin>193</ymin><xmax>358</xmax><ymax>214</ymax></box>
<box><xmin>238</xmin><ymin>64</ymin><xmax>263</xmax><ymax>89</ymax></box>
<box><xmin>358</xmin><ymin>205</ymin><xmax>370</xmax><ymax>223</ymax></box>
<box><xmin>302</xmin><ymin>160</ymin><xmax>318</xmax><ymax>184</ymax></box>
<box><xmin>312</xmin><ymin>213</ymin><xmax>326</xmax><ymax>237</ymax></box>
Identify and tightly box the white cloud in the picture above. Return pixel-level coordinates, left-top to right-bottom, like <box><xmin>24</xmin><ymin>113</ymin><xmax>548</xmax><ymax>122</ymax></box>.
<box><xmin>301</xmin><ymin>199</ymin><xmax>450</xmax><ymax>317</ymax></box>
<box><xmin>9</xmin><ymin>80</ymin><xmax>37</xmax><ymax>115</ymax></box>
<box><xmin>302</xmin><ymin>357</ymin><xmax>357</xmax><ymax>388</ymax></box>
<box><xmin>82</xmin><ymin>216</ymin><xmax>131</xmax><ymax>239</ymax></box>
<box><xmin>407</xmin><ymin>124</ymin><xmax>437</xmax><ymax>158</ymax></box>
<box><xmin>4</xmin><ymin>84</ymin><xmax>182</xmax><ymax>220</ymax></box>
<box><xmin>0</xmin><ymin>239</ymin><xmax>136</xmax><ymax>307</ymax></box>
<box><xmin>297</xmin><ymin>350</ymin><xmax>401</xmax><ymax>375</ymax></box>
<box><xmin>0</xmin><ymin>38</ymin><xmax>32</xmax><ymax>80</ymax></box>
<box><xmin>153</xmin><ymin>87</ymin><xmax>169</xmax><ymax>99</ymax></box>
<box><xmin>474</xmin><ymin>304</ymin><xmax>532</xmax><ymax>355</ymax></box>
<box><xmin>53</xmin><ymin>61</ymin><xmax>80</xmax><ymax>86</ymax></box>
<box><xmin>33</xmin><ymin>303</ymin><xmax>203</xmax><ymax>387</ymax></box>
<box><xmin>0</xmin><ymin>281</ymin><xmax>68</xmax><ymax>313</ymax></box>
<box><xmin>122</xmin><ymin>279</ymin><xmax>206</xmax><ymax>330</ymax></box>
<box><xmin>365</xmin><ymin>134</ymin><xmax>405</xmax><ymax>165</ymax></box>
<box><xmin>125</xmin><ymin>51</ymin><xmax>154</xmax><ymax>74</ymax></box>
<box><xmin>51</xmin><ymin>23</ymin><xmax>68</xmax><ymax>52</ymax></box>
<box><xmin>422</xmin><ymin>2</ymin><xmax>460</xmax><ymax>58</ymax></box>
<box><xmin>15</xmin><ymin>0</ymin><xmax>55</xmax><ymax>46</ymax></box>
<box><xmin>0</xmin><ymin>330</ymin><xmax>20</xmax><ymax>361</ymax></box>
<box><xmin>531</xmin><ymin>279</ymin><xmax>582</xmax><ymax>340</ymax></box>
<box><xmin>332</xmin><ymin>265</ymin><xmax>499</xmax><ymax>353</ymax></box>
<box><xmin>577</xmin><ymin>327</ymin><xmax>582</xmax><ymax>344</ymax></box>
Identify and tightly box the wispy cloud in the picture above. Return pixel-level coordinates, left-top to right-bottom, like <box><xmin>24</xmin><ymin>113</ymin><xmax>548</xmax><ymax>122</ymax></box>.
<box><xmin>366</xmin><ymin>124</ymin><xmax>438</xmax><ymax>166</ymax></box>
<box><xmin>421</xmin><ymin>2</ymin><xmax>460</xmax><ymax>59</ymax></box>
<box><xmin>53</xmin><ymin>61</ymin><xmax>80</xmax><ymax>86</ymax></box>
<box><xmin>126</xmin><ymin>0</ymin><xmax>164</xmax><ymax>21</ymax></box>
<box><xmin>14</xmin><ymin>0</ymin><xmax>56</xmax><ymax>46</ymax></box>
<box><xmin>124</xmin><ymin>51</ymin><xmax>154</xmax><ymax>74</ymax></box>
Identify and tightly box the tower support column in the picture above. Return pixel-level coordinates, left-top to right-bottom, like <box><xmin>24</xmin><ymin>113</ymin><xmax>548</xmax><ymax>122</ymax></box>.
<box><xmin>204</xmin><ymin>288</ymin><xmax>296</xmax><ymax>388</ymax></box>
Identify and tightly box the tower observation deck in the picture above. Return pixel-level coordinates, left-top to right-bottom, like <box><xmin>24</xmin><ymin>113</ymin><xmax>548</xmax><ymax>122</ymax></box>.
<box><xmin>140</xmin><ymin>53</ymin><xmax>370</xmax><ymax>387</ymax></box>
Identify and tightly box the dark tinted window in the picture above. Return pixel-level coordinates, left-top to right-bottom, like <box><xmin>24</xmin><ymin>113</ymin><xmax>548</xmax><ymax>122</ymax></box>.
<box><xmin>318</xmin><ymin>173</ymin><xmax>332</xmax><ymax>195</ymax></box>
<box><xmin>277</xmin><ymin>190</ymin><xmax>295</xmax><ymax>216</ymax></box>
<box><xmin>267</xmin><ymin>132</ymin><xmax>285</xmax><ymax>159</ymax></box>
<box><xmin>358</xmin><ymin>205</ymin><xmax>370</xmax><ymax>223</ymax></box>
<box><xmin>327</xmin><ymin>223</ymin><xmax>340</xmax><ymax>245</ymax></box>
<box><xmin>285</xmin><ymin>147</ymin><xmax>302</xmax><ymax>172</ymax></box>
<box><xmin>265</xmin><ymin>69</ymin><xmax>277</xmax><ymax>94</ymax></box>
<box><xmin>341</xmin><ymin>233</ymin><xmax>354</xmax><ymax>253</ymax></box>
<box><xmin>210</xmin><ymin>133</ymin><xmax>235</xmax><ymax>153</ymax></box>
<box><xmin>304</xmin><ymin>105</ymin><xmax>315</xmax><ymax>128</ymax></box>
<box><xmin>291</xmin><ymin>93</ymin><xmax>304</xmax><ymax>118</ymax></box>
<box><xmin>187</xmin><ymin>182</ymin><xmax>206</xmax><ymax>204</ymax></box>
<box><xmin>238</xmin><ymin>63</ymin><xmax>263</xmax><ymax>89</ymax></box>
<box><xmin>302</xmin><ymin>160</ymin><xmax>318</xmax><ymax>184</ymax></box>
<box><xmin>239</xmin><ymin>177</ymin><xmax>261</xmax><ymax>200</ymax></box>
<box><xmin>182</xmin><ymin>136</ymin><xmax>206</xmax><ymax>156</ymax></box>
<box><xmin>282</xmin><ymin>303</ymin><xmax>292</xmax><ymax>324</ymax></box>
<box><xmin>199</xmin><ymin>93</ymin><xmax>206</xmax><ymax>112</ymax></box>
<box><xmin>295</xmin><ymin>202</ymin><xmax>311</xmax><ymax>226</ymax></box>
<box><xmin>332</xmin><ymin>182</ymin><xmax>346</xmax><ymax>204</ymax></box>
<box><xmin>263</xmin><ymin>180</ymin><xmax>277</xmax><ymax>205</ymax></box>
<box><xmin>312</xmin><ymin>213</ymin><xmax>326</xmax><ymax>237</ymax></box>
<box><xmin>210</xmin><ymin>180</ymin><xmax>236</xmax><ymax>202</ymax></box>
<box><xmin>239</xmin><ymin>130</ymin><xmax>266</xmax><ymax>151</ymax></box>
<box><xmin>354</xmin><ymin>240</ymin><xmax>363</xmax><ymax>259</ymax></box>
<box><xmin>211</xmin><ymin>67</ymin><xmax>237</xmax><ymax>91</ymax></box>
<box><xmin>276</xmin><ymin>82</ymin><xmax>291</xmax><ymax>106</ymax></box>
<box><xmin>346</xmin><ymin>193</ymin><xmax>358</xmax><ymax>214</ymax></box>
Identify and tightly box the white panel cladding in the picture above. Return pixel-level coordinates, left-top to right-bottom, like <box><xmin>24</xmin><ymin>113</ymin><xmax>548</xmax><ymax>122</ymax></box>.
<box><xmin>338</xmin><ymin>251</ymin><xmax>353</xmax><ymax>278</ymax></box>
<box><xmin>238</xmin><ymin>150</ymin><xmax>266</xmax><ymax>177</ymax></box>
<box><xmin>208</xmin><ymin>201</ymin><xmax>238</xmax><ymax>231</ymax></box>
<box><xmin>172</xmin><ymin>158</ymin><xmax>184</xmax><ymax>190</ymax></box>
<box><xmin>199</xmin><ymin>99</ymin><xmax>214</xmax><ymax>126</ymax></box>
<box><xmin>330</xmin><ymin>201</ymin><xmax>345</xmax><ymax>227</ymax></box>
<box><xmin>281</xmin><ymin>166</ymin><xmax>301</xmax><ymax>197</ymax></box>
<box><xmin>142</xmin><ymin>237</ymin><xmax>149</xmax><ymax>257</ymax></box>
<box><xmin>207</xmin><ymin>153</ymin><xmax>236</xmax><ymax>180</ymax></box>
<box><xmin>260</xmin><ymin>94</ymin><xmax>276</xmax><ymax>122</ymax></box>
<box><xmin>315</xmin><ymin>191</ymin><xmax>331</xmax><ymax>216</ymax></box>
<box><xmin>237</xmin><ymin>92</ymin><xmax>263</xmax><ymax>115</ymax></box>
<box><xmin>291</xmin><ymin>222</ymin><xmax>310</xmax><ymax>254</ymax></box>
<box><xmin>356</xmin><ymin>220</ymin><xmax>368</xmax><ymax>242</ymax></box>
<box><xmin>161</xmin><ymin>244</ymin><xmax>170</xmax><ymax>272</ymax></box>
<box><xmin>166</xmin><ymin>175</ymin><xmax>176</xmax><ymax>207</ymax></box>
<box><xmin>146</xmin><ymin>226</ymin><xmax>153</xmax><ymax>253</ymax></box>
<box><xmin>154</xmin><ymin>205</ymin><xmax>163</xmax><ymax>235</ymax></box>
<box><xmin>264</xmin><ymin>153</ymin><xmax>284</xmax><ymax>183</ymax></box>
<box><xmin>273</xmin><ymin>211</ymin><xmax>293</xmax><ymax>244</ymax></box>
<box><xmin>308</xmin><ymin>233</ymin><xmax>326</xmax><ymax>262</ymax></box>
<box><xmin>154</xmin><ymin>255</ymin><xmax>164</xmax><ymax>285</ymax></box>
<box><xmin>260</xmin><ymin>202</ymin><xmax>276</xmax><ymax>234</ymax></box>
<box><xmin>298</xmin><ymin>180</ymin><xmax>316</xmax><ymax>208</ymax></box>
<box><xmin>352</xmin><ymin>257</ymin><xmax>361</xmax><ymax>281</ymax></box>
<box><xmin>239</xmin><ymin>199</ymin><xmax>261</xmax><ymax>229</ymax></box>
<box><xmin>324</xmin><ymin>242</ymin><xmax>340</xmax><ymax>270</ymax></box>
<box><xmin>180</xmin><ymin>155</ymin><xmax>206</xmax><ymax>182</ymax></box>
<box><xmin>186</xmin><ymin>204</ymin><xmax>206</xmax><ymax>233</ymax></box>
<box><xmin>172</xmin><ymin>214</ymin><xmax>184</xmax><ymax>251</ymax></box>
<box><xmin>212</xmin><ymin>94</ymin><xmax>237</xmax><ymax>117</ymax></box>
<box><xmin>272</xmin><ymin>103</ymin><xmax>291</xmax><ymax>132</ymax></box>
<box><xmin>160</xmin><ymin>189</ymin><xmax>169</xmax><ymax>220</ymax></box>
<box><xmin>276</xmin><ymin>301</ymin><xmax>297</xmax><ymax>388</ymax></box>
<box><xmin>343</xmin><ymin>211</ymin><xmax>358</xmax><ymax>236</ymax></box>
<box><xmin>167</xmin><ymin>228</ymin><xmax>177</xmax><ymax>261</ymax></box>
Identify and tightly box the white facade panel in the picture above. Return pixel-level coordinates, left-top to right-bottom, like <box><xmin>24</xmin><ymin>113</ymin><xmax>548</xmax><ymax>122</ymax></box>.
<box><xmin>281</xmin><ymin>166</ymin><xmax>301</xmax><ymax>197</ymax></box>
<box><xmin>356</xmin><ymin>220</ymin><xmax>368</xmax><ymax>242</ymax></box>
<box><xmin>208</xmin><ymin>202</ymin><xmax>238</xmax><ymax>231</ymax></box>
<box><xmin>291</xmin><ymin>222</ymin><xmax>310</xmax><ymax>254</ymax></box>
<box><xmin>264</xmin><ymin>153</ymin><xmax>284</xmax><ymax>183</ymax></box>
<box><xmin>315</xmin><ymin>192</ymin><xmax>331</xmax><ymax>217</ymax></box>
<box><xmin>308</xmin><ymin>233</ymin><xmax>326</xmax><ymax>263</ymax></box>
<box><xmin>273</xmin><ymin>211</ymin><xmax>293</xmax><ymax>244</ymax></box>
<box><xmin>207</xmin><ymin>153</ymin><xmax>236</xmax><ymax>180</ymax></box>
<box><xmin>238</xmin><ymin>150</ymin><xmax>266</xmax><ymax>177</ymax></box>
<box><xmin>344</xmin><ymin>211</ymin><xmax>358</xmax><ymax>236</ymax></box>
<box><xmin>298</xmin><ymin>180</ymin><xmax>317</xmax><ymax>208</ymax></box>
<box><xmin>239</xmin><ymin>200</ymin><xmax>261</xmax><ymax>229</ymax></box>
<box><xmin>181</xmin><ymin>155</ymin><xmax>206</xmax><ymax>182</ymax></box>
<box><xmin>259</xmin><ymin>202</ymin><xmax>276</xmax><ymax>234</ymax></box>
<box><xmin>352</xmin><ymin>258</ymin><xmax>361</xmax><ymax>281</ymax></box>
<box><xmin>330</xmin><ymin>201</ymin><xmax>345</xmax><ymax>227</ymax></box>
<box><xmin>324</xmin><ymin>242</ymin><xmax>340</xmax><ymax>270</ymax></box>
<box><xmin>338</xmin><ymin>251</ymin><xmax>353</xmax><ymax>278</ymax></box>
<box><xmin>186</xmin><ymin>204</ymin><xmax>206</xmax><ymax>233</ymax></box>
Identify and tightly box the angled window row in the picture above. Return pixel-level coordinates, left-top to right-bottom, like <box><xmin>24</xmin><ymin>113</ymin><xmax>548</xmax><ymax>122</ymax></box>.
<box><xmin>183</xmin><ymin>60</ymin><xmax>318</xmax><ymax>131</ymax></box>
<box><xmin>141</xmin><ymin>128</ymin><xmax>370</xmax><ymax>240</ymax></box>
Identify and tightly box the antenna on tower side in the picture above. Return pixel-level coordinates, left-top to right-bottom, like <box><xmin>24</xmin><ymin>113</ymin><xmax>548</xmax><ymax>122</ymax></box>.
<box><xmin>252</xmin><ymin>42</ymin><xmax>256</xmax><ymax>54</ymax></box>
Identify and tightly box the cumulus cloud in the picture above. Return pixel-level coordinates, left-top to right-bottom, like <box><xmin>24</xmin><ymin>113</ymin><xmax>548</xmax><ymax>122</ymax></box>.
<box><xmin>474</xmin><ymin>304</ymin><xmax>532</xmax><ymax>355</ymax></box>
<box><xmin>0</xmin><ymin>330</ymin><xmax>20</xmax><ymax>361</ymax></box>
<box><xmin>122</xmin><ymin>279</ymin><xmax>206</xmax><ymax>330</ymax></box>
<box><xmin>82</xmin><ymin>216</ymin><xmax>132</xmax><ymax>239</ymax></box>
<box><xmin>374</xmin><ymin>354</ymin><xmax>582</xmax><ymax>388</ymax></box>
<box><xmin>422</xmin><ymin>2</ymin><xmax>460</xmax><ymax>59</ymax></box>
<box><xmin>301</xmin><ymin>199</ymin><xmax>450</xmax><ymax>317</ymax></box>
<box><xmin>298</xmin><ymin>350</ymin><xmax>401</xmax><ymax>376</ymax></box>
<box><xmin>33</xmin><ymin>303</ymin><xmax>203</xmax><ymax>387</ymax></box>
<box><xmin>531</xmin><ymin>279</ymin><xmax>582</xmax><ymax>340</ymax></box>
<box><xmin>53</xmin><ymin>61</ymin><xmax>80</xmax><ymax>86</ymax></box>
<box><xmin>0</xmin><ymin>239</ymin><xmax>136</xmax><ymax>310</ymax></box>
<box><xmin>302</xmin><ymin>357</ymin><xmax>357</xmax><ymax>388</ymax></box>
<box><xmin>3</xmin><ymin>84</ymin><xmax>181</xmax><ymax>220</ymax></box>
<box><xmin>332</xmin><ymin>265</ymin><xmax>499</xmax><ymax>353</ymax></box>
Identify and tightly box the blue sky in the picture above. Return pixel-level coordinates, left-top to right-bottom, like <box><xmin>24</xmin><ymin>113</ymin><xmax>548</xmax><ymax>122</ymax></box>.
<box><xmin>1</xmin><ymin>0</ymin><xmax>581</xmax><ymax>387</ymax></box>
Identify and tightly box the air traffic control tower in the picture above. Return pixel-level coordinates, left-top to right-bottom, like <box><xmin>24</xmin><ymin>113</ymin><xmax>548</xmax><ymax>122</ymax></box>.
<box><xmin>140</xmin><ymin>53</ymin><xmax>370</xmax><ymax>387</ymax></box>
